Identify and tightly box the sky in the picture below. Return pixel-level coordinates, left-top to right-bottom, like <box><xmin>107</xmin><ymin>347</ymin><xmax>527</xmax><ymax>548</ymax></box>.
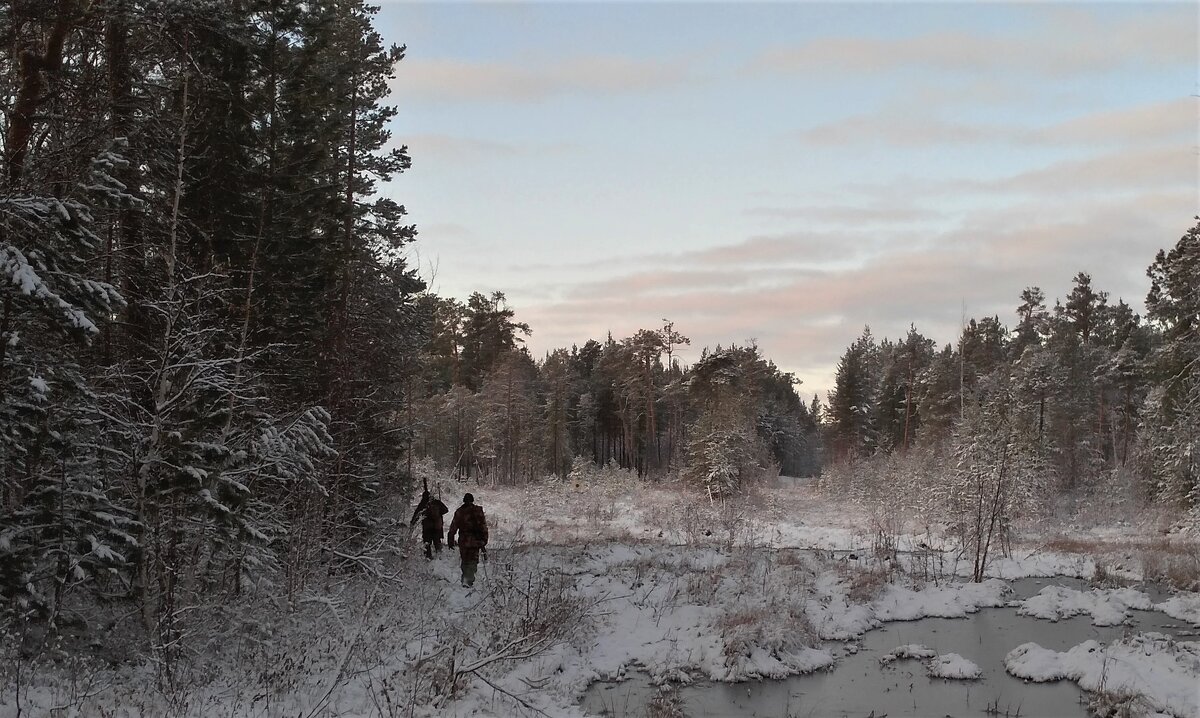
<box><xmin>377</xmin><ymin>1</ymin><xmax>1199</xmax><ymax>399</ymax></box>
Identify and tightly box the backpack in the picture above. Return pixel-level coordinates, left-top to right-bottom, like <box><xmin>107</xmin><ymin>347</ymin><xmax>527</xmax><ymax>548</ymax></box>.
<box><xmin>459</xmin><ymin>505</ymin><xmax>487</xmax><ymax>546</ymax></box>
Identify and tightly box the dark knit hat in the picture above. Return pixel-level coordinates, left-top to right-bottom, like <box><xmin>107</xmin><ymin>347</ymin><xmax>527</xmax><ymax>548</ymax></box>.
<box><xmin>463</xmin><ymin>493</ymin><xmax>474</xmax><ymax>504</ymax></box>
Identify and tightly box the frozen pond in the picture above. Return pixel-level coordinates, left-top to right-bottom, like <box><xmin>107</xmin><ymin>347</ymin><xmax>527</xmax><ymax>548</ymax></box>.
<box><xmin>582</xmin><ymin>577</ymin><xmax>1196</xmax><ymax>718</ymax></box>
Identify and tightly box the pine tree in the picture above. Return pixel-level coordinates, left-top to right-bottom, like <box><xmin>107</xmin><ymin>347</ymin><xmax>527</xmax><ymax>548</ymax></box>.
<box><xmin>1139</xmin><ymin>220</ymin><xmax>1200</xmax><ymax>521</ymax></box>
<box><xmin>1</xmin><ymin>2</ymin><xmax>128</xmax><ymax>621</ymax></box>
<box><xmin>1012</xmin><ymin>287</ymin><xmax>1048</xmax><ymax>358</ymax></box>
<box><xmin>827</xmin><ymin>327</ymin><xmax>877</xmax><ymax>461</ymax></box>
<box><xmin>683</xmin><ymin>346</ymin><xmax>770</xmax><ymax>498</ymax></box>
<box><xmin>459</xmin><ymin>291</ymin><xmax>530</xmax><ymax>391</ymax></box>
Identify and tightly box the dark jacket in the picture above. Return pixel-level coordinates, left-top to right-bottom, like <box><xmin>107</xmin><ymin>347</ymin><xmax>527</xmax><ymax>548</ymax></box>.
<box><xmin>447</xmin><ymin>503</ymin><xmax>488</xmax><ymax>549</ymax></box>
<box><xmin>412</xmin><ymin>495</ymin><xmax>448</xmax><ymax>540</ymax></box>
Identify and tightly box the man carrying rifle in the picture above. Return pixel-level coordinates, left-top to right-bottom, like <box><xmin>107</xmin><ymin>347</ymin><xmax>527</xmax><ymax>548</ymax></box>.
<box><xmin>410</xmin><ymin>482</ymin><xmax>449</xmax><ymax>559</ymax></box>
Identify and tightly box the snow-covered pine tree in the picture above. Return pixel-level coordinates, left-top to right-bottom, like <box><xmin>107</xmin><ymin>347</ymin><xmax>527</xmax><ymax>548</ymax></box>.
<box><xmin>684</xmin><ymin>346</ymin><xmax>772</xmax><ymax>498</ymax></box>
<box><xmin>1</xmin><ymin>121</ymin><xmax>129</xmax><ymax>623</ymax></box>
<box><xmin>827</xmin><ymin>327</ymin><xmax>878</xmax><ymax>462</ymax></box>
<box><xmin>1140</xmin><ymin>220</ymin><xmax>1200</xmax><ymax>525</ymax></box>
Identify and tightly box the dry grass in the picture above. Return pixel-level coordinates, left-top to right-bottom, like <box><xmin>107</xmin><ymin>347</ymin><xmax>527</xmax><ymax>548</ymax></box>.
<box><xmin>838</xmin><ymin>563</ymin><xmax>890</xmax><ymax>604</ymax></box>
<box><xmin>1087</xmin><ymin>685</ymin><xmax>1156</xmax><ymax>718</ymax></box>
<box><xmin>1140</xmin><ymin>543</ymin><xmax>1200</xmax><ymax>591</ymax></box>
<box><xmin>1041</xmin><ymin>535</ymin><xmax>1190</xmax><ymax>557</ymax></box>
<box><xmin>1042</xmin><ymin>536</ymin><xmax>1105</xmax><ymax>554</ymax></box>
<box><xmin>1041</xmin><ymin>535</ymin><xmax>1200</xmax><ymax>590</ymax></box>
<box><xmin>646</xmin><ymin>683</ymin><xmax>686</xmax><ymax>718</ymax></box>
<box><xmin>774</xmin><ymin>548</ymin><xmax>808</xmax><ymax>566</ymax></box>
<box><xmin>684</xmin><ymin>570</ymin><xmax>722</xmax><ymax>604</ymax></box>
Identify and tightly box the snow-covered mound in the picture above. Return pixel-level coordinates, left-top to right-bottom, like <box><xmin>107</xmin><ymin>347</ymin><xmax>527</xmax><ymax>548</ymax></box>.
<box><xmin>874</xmin><ymin>578</ymin><xmax>1011</xmax><ymax>621</ymax></box>
<box><xmin>879</xmin><ymin>645</ymin><xmax>981</xmax><ymax>680</ymax></box>
<box><xmin>1013</xmin><ymin>585</ymin><xmax>1154</xmax><ymax>626</ymax></box>
<box><xmin>879</xmin><ymin>643</ymin><xmax>937</xmax><ymax>664</ymax></box>
<box><xmin>927</xmin><ymin>652</ymin><xmax>982</xmax><ymax>680</ymax></box>
<box><xmin>1006</xmin><ymin>633</ymin><xmax>1200</xmax><ymax>718</ymax></box>
<box><xmin>1156</xmin><ymin>593</ymin><xmax>1200</xmax><ymax>626</ymax></box>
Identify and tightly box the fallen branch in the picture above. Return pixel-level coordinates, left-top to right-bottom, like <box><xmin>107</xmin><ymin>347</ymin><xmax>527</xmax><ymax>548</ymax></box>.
<box><xmin>473</xmin><ymin>670</ymin><xmax>553</xmax><ymax>718</ymax></box>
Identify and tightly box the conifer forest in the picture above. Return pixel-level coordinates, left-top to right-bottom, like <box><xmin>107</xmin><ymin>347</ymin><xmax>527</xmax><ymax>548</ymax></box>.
<box><xmin>1</xmin><ymin>2</ymin><xmax>1197</xmax><ymax>717</ymax></box>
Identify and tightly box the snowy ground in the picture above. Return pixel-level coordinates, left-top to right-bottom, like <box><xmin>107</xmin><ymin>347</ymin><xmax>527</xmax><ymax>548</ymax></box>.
<box><xmin>3</xmin><ymin>476</ymin><xmax>1198</xmax><ymax>717</ymax></box>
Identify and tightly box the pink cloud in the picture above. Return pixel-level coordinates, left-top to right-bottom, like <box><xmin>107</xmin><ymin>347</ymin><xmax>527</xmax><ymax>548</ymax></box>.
<box><xmin>392</xmin><ymin>55</ymin><xmax>692</xmax><ymax>103</ymax></box>
<box><xmin>743</xmin><ymin>204</ymin><xmax>945</xmax><ymax>224</ymax></box>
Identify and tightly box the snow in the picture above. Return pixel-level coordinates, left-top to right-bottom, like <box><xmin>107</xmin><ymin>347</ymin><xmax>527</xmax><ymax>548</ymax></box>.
<box><xmin>1157</xmin><ymin>593</ymin><xmax>1200</xmax><ymax>626</ymax></box>
<box><xmin>874</xmin><ymin>577</ymin><xmax>1011</xmax><ymax>621</ymax></box>
<box><xmin>879</xmin><ymin>644</ymin><xmax>981</xmax><ymax>680</ymax></box>
<box><xmin>927</xmin><ymin>652</ymin><xmax>982</xmax><ymax>680</ymax></box>
<box><xmin>1006</xmin><ymin>633</ymin><xmax>1200</xmax><ymax>718</ymax></box>
<box><xmin>4</xmin><ymin>479</ymin><xmax>1198</xmax><ymax>718</ymax></box>
<box><xmin>879</xmin><ymin>643</ymin><xmax>937</xmax><ymax>663</ymax></box>
<box><xmin>0</xmin><ymin>243</ymin><xmax>99</xmax><ymax>335</ymax></box>
<box><xmin>485</xmin><ymin>480</ymin><xmax>1116</xmax><ymax>581</ymax></box>
<box><xmin>1013</xmin><ymin>585</ymin><xmax>1155</xmax><ymax>626</ymax></box>
<box><xmin>980</xmin><ymin>549</ymin><xmax>1098</xmax><ymax>580</ymax></box>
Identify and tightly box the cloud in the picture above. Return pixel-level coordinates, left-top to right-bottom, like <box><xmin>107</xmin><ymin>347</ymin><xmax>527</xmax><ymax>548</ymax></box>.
<box><xmin>1035</xmin><ymin>98</ymin><xmax>1198</xmax><ymax>146</ymax></box>
<box><xmin>988</xmin><ymin>145</ymin><xmax>1195</xmax><ymax>194</ymax></box>
<box><xmin>743</xmin><ymin>205</ymin><xmax>945</xmax><ymax>224</ymax></box>
<box><xmin>796</xmin><ymin>98</ymin><xmax>1198</xmax><ymax>148</ymax></box>
<box><xmin>832</xmin><ymin>145</ymin><xmax>1196</xmax><ymax>202</ymax></box>
<box><xmin>510</xmin><ymin>230</ymin><xmax>898</xmax><ymax>275</ymax></box>
<box><xmin>797</xmin><ymin>116</ymin><xmax>1007</xmax><ymax>147</ymax></box>
<box><xmin>748</xmin><ymin>8</ymin><xmax>1196</xmax><ymax>78</ymax></box>
<box><xmin>392</xmin><ymin>55</ymin><xmax>692</xmax><ymax>103</ymax></box>
<box><xmin>752</xmin><ymin>31</ymin><xmax>998</xmax><ymax>76</ymax></box>
<box><xmin>565</xmin><ymin>267</ymin><xmax>823</xmax><ymax>300</ymax></box>
<box><xmin>681</xmin><ymin>232</ymin><xmax>878</xmax><ymax>266</ymax></box>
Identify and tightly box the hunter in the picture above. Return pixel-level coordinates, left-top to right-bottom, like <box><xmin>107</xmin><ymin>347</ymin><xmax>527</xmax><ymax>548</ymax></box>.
<box><xmin>411</xmin><ymin>488</ymin><xmax>449</xmax><ymax>559</ymax></box>
<box><xmin>447</xmin><ymin>493</ymin><xmax>489</xmax><ymax>587</ymax></box>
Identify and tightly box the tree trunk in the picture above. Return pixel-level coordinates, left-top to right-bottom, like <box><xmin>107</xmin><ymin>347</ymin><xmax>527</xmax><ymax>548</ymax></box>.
<box><xmin>5</xmin><ymin>0</ymin><xmax>84</xmax><ymax>187</ymax></box>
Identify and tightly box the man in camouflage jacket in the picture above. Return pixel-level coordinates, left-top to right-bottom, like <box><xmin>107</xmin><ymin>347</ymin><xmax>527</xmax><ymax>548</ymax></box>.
<box><xmin>447</xmin><ymin>493</ymin><xmax>489</xmax><ymax>587</ymax></box>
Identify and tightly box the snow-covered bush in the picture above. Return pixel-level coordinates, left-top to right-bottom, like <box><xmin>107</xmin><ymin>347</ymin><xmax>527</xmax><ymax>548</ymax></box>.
<box><xmin>566</xmin><ymin>455</ymin><xmax>597</xmax><ymax>485</ymax></box>
<box><xmin>717</xmin><ymin>595</ymin><xmax>817</xmax><ymax>668</ymax></box>
<box><xmin>944</xmin><ymin>373</ymin><xmax>1049</xmax><ymax>582</ymax></box>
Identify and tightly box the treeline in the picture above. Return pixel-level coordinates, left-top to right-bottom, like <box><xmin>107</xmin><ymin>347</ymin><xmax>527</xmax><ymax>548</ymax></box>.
<box><xmin>1</xmin><ymin>0</ymin><xmax>425</xmax><ymax>659</ymax></box>
<box><xmin>824</xmin><ymin>223</ymin><xmax>1200</xmax><ymax>526</ymax></box>
<box><xmin>409</xmin><ymin>293</ymin><xmax>821</xmax><ymax>494</ymax></box>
